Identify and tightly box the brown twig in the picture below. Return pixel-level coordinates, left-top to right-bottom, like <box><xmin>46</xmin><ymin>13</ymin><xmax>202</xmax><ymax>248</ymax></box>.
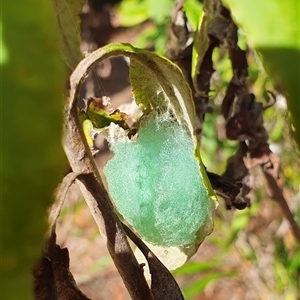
<box><xmin>263</xmin><ymin>170</ymin><xmax>300</xmax><ymax>244</ymax></box>
<box><xmin>35</xmin><ymin>172</ymin><xmax>93</xmax><ymax>300</ymax></box>
<box><xmin>63</xmin><ymin>106</ymin><xmax>153</xmax><ymax>300</ymax></box>
<box><xmin>63</xmin><ymin>52</ymin><xmax>153</xmax><ymax>299</ymax></box>
<box><xmin>48</xmin><ymin>171</ymin><xmax>81</xmax><ymax>237</ymax></box>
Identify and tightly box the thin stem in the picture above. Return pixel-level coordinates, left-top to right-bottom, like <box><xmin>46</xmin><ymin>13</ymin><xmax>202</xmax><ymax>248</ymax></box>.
<box><xmin>62</xmin><ymin>107</ymin><xmax>153</xmax><ymax>300</ymax></box>
<box><xmin>263</xmin><ymin>170</ymin><xmax>300</xmax><ymax>244</ymax></box>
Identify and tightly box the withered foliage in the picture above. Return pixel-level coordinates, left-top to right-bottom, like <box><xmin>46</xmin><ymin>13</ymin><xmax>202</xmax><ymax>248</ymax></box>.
<box><xmin>33</xmin><ymin>233</ymin><xmax>91</xmax><ymax>300</ymax></box>
<box><xmin>167</xmin><ymin>0</ymin><xmax>279</xmax><ymax>210</ymax></box>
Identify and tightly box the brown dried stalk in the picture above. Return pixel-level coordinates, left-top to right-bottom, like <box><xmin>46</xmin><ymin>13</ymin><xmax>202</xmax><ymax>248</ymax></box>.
<box><xmin>263</xmin><ymin>170</ymin><xmax>300</xmax><ymax>244</ymax></box>
<box><xmin>61</xmin><ymin>46</ymin><xmax>186</xmax><ymax>299</ymax></box>
<box><xmin>62</xmin><ymin>74</ymin><xmax>153</xmax><ymax>300</ymax></box>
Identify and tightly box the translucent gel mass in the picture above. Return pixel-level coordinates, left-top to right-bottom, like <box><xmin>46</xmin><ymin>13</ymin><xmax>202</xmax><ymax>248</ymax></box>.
<box><xmin>104</xmin><ymin>115</ymin><xmax>209</xmax><ymax>247</ymax></box>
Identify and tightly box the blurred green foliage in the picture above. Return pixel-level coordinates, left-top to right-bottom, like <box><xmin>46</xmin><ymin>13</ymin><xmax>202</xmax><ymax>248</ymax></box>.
<box><xmin>1</xmin><ymin>1</ymin><xmax>65</xmax><ymax>299</ymax></box>
<box><xmin>115</xmin><ymin>0</ymin><xmax>173</xmax><ymax>53</ymax></box>
<box><xmin>116</xmin><ymin>0</ymin><xmax>202</xmax><ymax>54</ymax></box>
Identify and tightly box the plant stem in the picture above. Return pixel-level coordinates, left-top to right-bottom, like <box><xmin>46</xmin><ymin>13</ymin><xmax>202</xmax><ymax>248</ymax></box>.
<box><xmin>263</xmin><ymin>170</ymin><xmax>300</xmax><ymax>244</ymax></box>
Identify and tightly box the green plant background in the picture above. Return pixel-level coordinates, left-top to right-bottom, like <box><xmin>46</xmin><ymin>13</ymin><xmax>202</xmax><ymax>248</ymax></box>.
<box><xmin>1</xmin><ymin>1</ymin><xmax>65</xmax><ymax>299</ymax></box>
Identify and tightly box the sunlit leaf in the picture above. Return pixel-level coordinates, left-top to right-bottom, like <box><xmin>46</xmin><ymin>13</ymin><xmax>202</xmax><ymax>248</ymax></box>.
<box><xmin>145</xmin><ymin>0</ymin><xmax>173</xmax><ymax>24</ymax></box>
<box><xmin>115</xmin><ymin>0</ymin><xmax>149</xmax><ymax>27</ymax></box>
<box><xmin>183</xmin><ymin>0</ymin><xmax>203</xmax><ymax>31</ymax></box>
<box><xmin>182</xmin><ymin>273</ymin><xmax>223</xmax><ymax>298</ymax></box>
<box><xmin>0</xmin><ymin>20</ymin><xmax>9</xmax><ymax>65</ymax></box>
<box><xmin>172</xmin><ymin>261</ymin><xmax>216</xmax><ymax>275</ymax></box>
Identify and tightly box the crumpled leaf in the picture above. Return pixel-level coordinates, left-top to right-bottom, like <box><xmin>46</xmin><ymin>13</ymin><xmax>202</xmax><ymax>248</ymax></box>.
<box><xmin>83</xmin><ymin>96</ymin><xmax>129</xmax><ymax>130</ymax></box>
<box><xmin>80</xmin><ymin>96</ymin><xmax>129</xmax><ymax>148</ymax></box>
<box><xmin>33</xmin><ymin>234</ymin><xmax>91</xmax><ymax>300</ymax></box>
<box><xmin>222</xmin><ymin>0</ymin><xmax>300</xmax><ymax>149</ymax></box>
<box><xmin>192</xmin><ymin>0</ymin><xmax>232</xmax><ymax>94</ymax></box>
<box><xmin>190</xmin><ymin>1</ymin><xmax>261</xmax><ymax>210</ymax></box>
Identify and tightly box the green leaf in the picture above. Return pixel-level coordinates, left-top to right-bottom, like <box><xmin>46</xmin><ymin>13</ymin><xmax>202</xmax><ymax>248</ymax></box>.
<box><xmin>52</xmin><ymin>0</ymin><xmax>83</xmax><ymax>69</ymax></box>
<box><xmin>172</xmin><ymin>261</ymin><xmax>217</xmax><ymax>276</ymax></box>
<box><xmin>115</xmin><ymin>0</ymin><xmax>149</xmax><ymax>27</ymax></box>
<box><xmin>183</xmin><ymin>0</ymin><xmax>203</xmax><ymax>31</ymax></box>
<box><xmin>191</xmin><ymin>2</ymin><xmax>209</xmax><ymax>88</ymax></box>
<box><xmin>222</xmin><ymin>0</ymin><xmax>300</xmax><ymax>149</ymax></box>
<box><xmin>1</xmin><ymin>1</ymin><xmax>65</xmax><ymax>299</ymax></box>
<box><xmin>182</xmin><ymin>273</ymin><xmax>223</xmax><ymax>298</ymax></box>
<box><xmin>145</xmin><ymin>0</ymin><xmax>173</xmax><ymax>24</ymax></box>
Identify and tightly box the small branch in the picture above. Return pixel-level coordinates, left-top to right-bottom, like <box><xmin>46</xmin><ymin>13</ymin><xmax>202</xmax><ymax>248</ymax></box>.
<box><xmin>48</xmin><ymin>171</ymin><xmax>81</xmax><ymax>236</ymax></box>
<box><xmin>62</xmin><ymin>105</ymin><xmax>153</xmax><ymax>300</ymax></box>
<box><xmin>263</xmin><ymin>170</ymin><xmax>300</xmax><ymax>244</ymax></box>
<box><xmin>62</xmin><ymin>47</ymin><xmax>154</xmax><ymax>299</ymax></box>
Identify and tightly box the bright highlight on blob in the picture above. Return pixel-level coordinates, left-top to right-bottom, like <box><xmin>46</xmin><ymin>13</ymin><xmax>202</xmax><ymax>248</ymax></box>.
<box><xmin>104</xmin><ymin>113</ymin><xmax>209</xmax><ymax>247</ymax></box>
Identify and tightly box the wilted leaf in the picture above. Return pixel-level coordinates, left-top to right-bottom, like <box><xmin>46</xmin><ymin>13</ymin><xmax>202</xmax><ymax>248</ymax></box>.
<box><xmin>84</xmin><ymin>96</ymin><xmax>129</xmax><ymax>130</ymax></box>
<box><xmin>33</xmin><ymin>235</ymin><xmax>91</xmax><ymax>300</ymax></box>
<box><xmin>222</xmin><ymin>0</ymin><xmax>300</xmax><ymax>149</ymax></box>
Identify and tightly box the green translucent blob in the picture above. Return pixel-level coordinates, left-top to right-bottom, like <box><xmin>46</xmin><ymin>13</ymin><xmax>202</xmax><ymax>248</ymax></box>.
<box><xmin>104</xmin><ymin>115</ymin><xmax>209</xmax><ymax>247</ymax></box>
